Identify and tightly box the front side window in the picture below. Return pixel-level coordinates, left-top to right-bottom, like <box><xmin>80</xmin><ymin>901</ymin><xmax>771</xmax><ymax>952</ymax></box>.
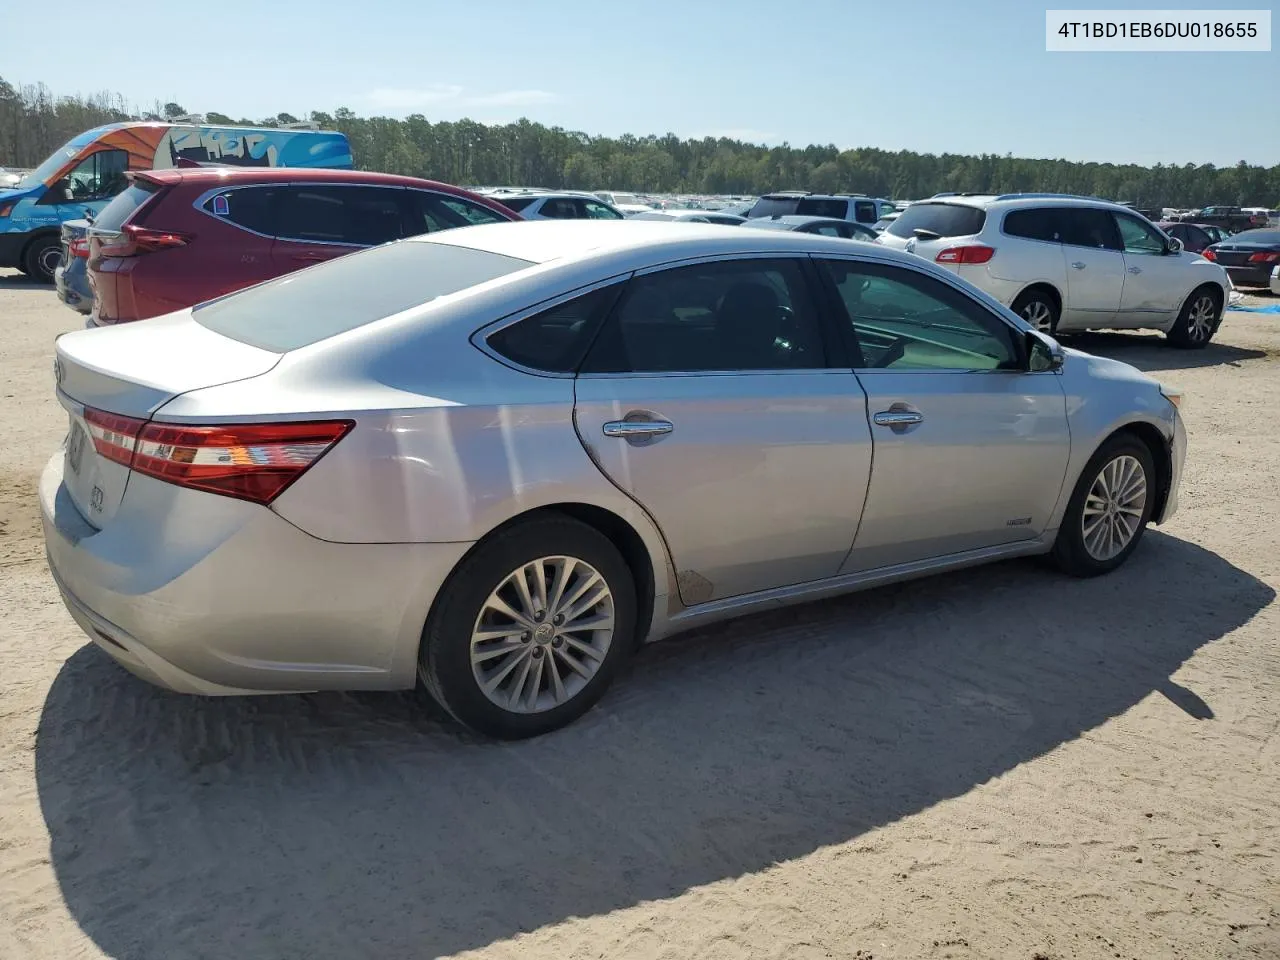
<box><xmin>819</xmin><ymin>259</ymin><xmax>1020</xmax><ymax>372</ymax></box>
<box><xmin>58</xmin><ymin>149</ymin><xmax>129</xmax><ymax>202</ymax></box>
<box><xmin>1057</xmin><ymin>208</ymin><xmax>1122</xmax><ymax>250</ymax></box>
<box><xmin>485</xmin><ymin>285</ymin><xmax>620</xmax><ymax>373</ymax></box>
<box><xmin>1114</xmin><ymin>214</ymin><xmax>1166</xmax><ymax>255</ymax></box>
<box><xmin>581</xmin><ymin>258</ymin><xmax>825</xmax><ymax>373</ymax></box>
<box><xmin>276</xmin><ymin>186</ymin><xmax>406</xmax><ymax>246</ymax></box>
<box><xmin>582</xmin><ymin>200</ymin><xmax>623</xmax><ymax>220</ymax></box>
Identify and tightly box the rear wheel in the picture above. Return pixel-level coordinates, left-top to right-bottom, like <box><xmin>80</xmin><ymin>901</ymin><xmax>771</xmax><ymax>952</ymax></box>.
<box><xmin>1012</xmin><ymin>288</ymin><xmax>1059</xmax><ymax>335</ymax></box>
<box><xmin>1052</xmin><ymin>434</ymin><xmax>1155</xmax><ymax>577</ymax></box>
<box><xmin>23</xmin><ymin>235</ymin><xmax>62</xmax><ymax>284</ymax></box>
<box><xmin>1166</xmin><ymin>286</ymin><xmax>1220</xmax><ymax>349</ymax></box>
<box><xmin>419</xmin><ymin>516</ymin><xmax>637</xmax><ymax>739</ymax></box>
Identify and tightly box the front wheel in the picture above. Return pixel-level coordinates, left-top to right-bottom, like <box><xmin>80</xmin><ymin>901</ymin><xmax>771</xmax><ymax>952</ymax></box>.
<box><xmin>1052</xmin><ymin>435</ymin><xmax>1156</xmax><ymax>577</ymax></box>
<box><xmin>1166</xmin><ymin>287</ymin><xmax>1220</xmax><ymax>349</ymax></box>
<box><xmin>419</xmin><ymin>516</ymin><xmax>637</xmax><ymax>739</ymax></box>
<box><xmin>23</xmin><ymin>235</ymin><xmax>62</xmax><ymax>284</ymax></box>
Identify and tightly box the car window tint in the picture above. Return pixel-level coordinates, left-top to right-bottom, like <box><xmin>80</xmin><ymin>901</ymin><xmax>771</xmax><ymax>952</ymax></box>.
<box><xmin>275</xmin><ymin>185</ymin><xmax>407</xmax><ymax>246</ymax></box>
<box><xmin>204</xmin><ymin>187</ymin><xmax>278</xmax><ymax>235</ymax></box>
<box><xmin>853</xmin><ymin>200</ymin><xmax>877</xmax><ymax>223</ymax></box>
<box><xmin>818</xmin><ymin>259</ymin><xmax>1020</xmax><ymax>372</ymax></box>
<box><xmin>1058</xmin><ymin>208</ymin><xmax>1122</xmax><ymax>250</ymax></box>
<box><xmin>1115</xmin><ymin>214</ymin><xmax>1166</xmax><ymax>255</ymax></box>
<box><xmin>410</xmin><ymin>192</ymin><xmax>509</xmax><ymax>234</ymax></box>
<box><xmin>540</xmin><ymin>198</ymin><xmax>580</xmax><ymax>219</ymax></box>
<box><xmin>582</xmin><ymin>200</ymin><xmax>623</xmax><ymax>220</ymax></box>
<box><xmin>194</xmin><ymin>241</ymin><xmax>532</xmax><ymax>352</ymax></box>
<box><xmin>486</xmin><ymin>285</ymin><xmax>620</xmax><ymax>373</ymax></box>
<box><xmin>1003</xmin><ymin>208</ymin><xmax>1061</xmax><ymax>242</ymax></box>
<box><xmin>796</xmin><ymin>197</ymin><xmax>849</xmax><ymax>219</ymax></box>
<box><xmin>885</xmin><ymin>202</ymin><xmax>986</xmax><ymax>239</ymax></box>
<box><xmin>496</xmin><ymin>196</ymin><xmax>536</xmax><ymax>213</ymax></box>
<box><xmin>581</xmin><ymin>258</ymin><xmax>825</xmax><ymax>373</ymax></box>
<box><xmin>748</xmin><ymin>196</ymin><xmax>801</xmax><ymax>218</ymax></box>
<box><xmin>94</xmin><ymin>180</ymin><xmax>161</xmax><ymax>232</ymax></box>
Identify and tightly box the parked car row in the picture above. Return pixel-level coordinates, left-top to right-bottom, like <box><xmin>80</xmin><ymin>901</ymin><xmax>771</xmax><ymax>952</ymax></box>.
<box><xmin>41</xmin><ymin>218</ymin><xmax>1188</xmax><ymax>739</ymax></box>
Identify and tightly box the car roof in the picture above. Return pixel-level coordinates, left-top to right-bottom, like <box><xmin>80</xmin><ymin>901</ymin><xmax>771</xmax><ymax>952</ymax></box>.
<box><xmin>744</xmin><ymin>215</ymin><xmax>856</xmax><ymax>229</ymax></box>
<box><xmin>914</xmin><ymin>194</ymin><xmax>1140</xmax><ymax>214</ymax></box>
<box><xmin>133</xmin><ymin>167</ymin><xmax>468</xmax><ymax>192</ymax></box>
<box><xmin>415</xmin><ymin>219</ymin><xmax>910</xmax><ymax>270</ymax></box>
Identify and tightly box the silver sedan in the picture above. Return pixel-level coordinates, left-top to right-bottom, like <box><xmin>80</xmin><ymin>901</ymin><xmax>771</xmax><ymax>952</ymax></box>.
<box><xmin>41</xmin><ymin>221</ymin><xmax>1187</xmax><ymax>738</ymax></box>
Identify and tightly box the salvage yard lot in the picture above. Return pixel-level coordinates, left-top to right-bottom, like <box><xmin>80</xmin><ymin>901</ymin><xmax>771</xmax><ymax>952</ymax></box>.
<box><xmin>1</xmin><ymin>271</ymin><xmax>1279</xmax><ymax>960</ymax></box>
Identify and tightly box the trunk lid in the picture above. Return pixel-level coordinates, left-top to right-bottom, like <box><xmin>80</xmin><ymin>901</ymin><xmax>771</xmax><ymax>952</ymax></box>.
<box><xmin>53</xmin><ymin>314</ymin><xmax>282</xmax><ymax>528</ymax></box>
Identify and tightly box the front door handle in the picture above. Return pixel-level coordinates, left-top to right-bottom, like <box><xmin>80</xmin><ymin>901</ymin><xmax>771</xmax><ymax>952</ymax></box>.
<box><xmin>1127</xmin><ymin>266</ymin><xmax>1142</xmax><ymax>274</ymax></box>
<box><xmin>873</xmin><ymin>411</ymin><xmax>924</xmax><ymax>427</ymax></box>
<box><xmin>603</xmin><ymin>419</ymin><xmax>674</xmax><ymax>438</ymax></box>
<box><xmin>1071</xmin><ymin>261</ymin><xmax>1087</xmax><ymax>270</ymax></box>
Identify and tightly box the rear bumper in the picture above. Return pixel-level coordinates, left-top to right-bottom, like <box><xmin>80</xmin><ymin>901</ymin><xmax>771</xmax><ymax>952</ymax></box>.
<box><xmin>54</xmin><ymin>261</ymin><xmax>92</xmax><ymax>314</ymax></box>
<box><xmin>40</xmin><ymin>452</ymin><xmax>472</xmax><ymax>695</ymax></box>
<box><xmin>1223</xmin><ymin>265</ymin><xmax>1274</xmax><ymax>287</ymax></box>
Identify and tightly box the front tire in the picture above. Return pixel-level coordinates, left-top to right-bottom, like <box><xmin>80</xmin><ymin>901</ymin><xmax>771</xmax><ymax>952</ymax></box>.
<box><xmin>1052</xmin><ymin>434</ymin><xmax>1156</xmax><ymax>577</ymax></box>
<box><xmin>23</xmin><ymin>235</ymin><xmax>62</xmax><ymax>284</ymax></box>
<box><xmin>419</xmin><ymin>516</ymin><xmax>637</xmax><ymax>739</ymax></box>
<box><xmin>1012</xmin><ymin>289</ymin><xmax>1060</xmax><ymax>335</ymax></box>
<box><xmin>1166</xmin><ymin>286</ymin><xmax>1220</xmax><ymax>349</ymax></box>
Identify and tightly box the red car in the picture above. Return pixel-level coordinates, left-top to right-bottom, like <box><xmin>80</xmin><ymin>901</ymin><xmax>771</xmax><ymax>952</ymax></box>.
<box><xmin>86</xmin><ymin>167</ymin><xmax>521</xmax><ymax>325</ymax></box>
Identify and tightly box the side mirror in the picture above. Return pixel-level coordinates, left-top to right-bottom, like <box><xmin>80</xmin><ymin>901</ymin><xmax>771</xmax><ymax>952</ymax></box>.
<box><xmin>1026</xmin><ymin>330</ymin><xmax>1064</xmax><ymax>373</ymax></box>
<box><xmin>1165</xmin><ymin>236</ymin><xmax>1184</xmax><ymax>254</ymax></box>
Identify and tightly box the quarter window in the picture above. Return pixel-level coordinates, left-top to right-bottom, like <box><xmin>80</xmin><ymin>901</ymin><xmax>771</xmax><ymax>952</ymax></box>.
<box><xmin>1114</xmin><ymin>214</ymin><xmax>1166</xmax><ymax>255</ymax></box>
<box><xmin>581</xmin><ymin>259</ymin><xmax>825</xmax><ymax>373</ymax></box>
<box><xmin>485</xmin><ymin>285</ymin><xmax>620</xmax><ymax>374</ymax></box>
<box><xmin>818</xmin><ymin>259</ymin><xmax>1021</xmax><ymax>371</ymax></box>
<box><xmin>275</xmin><ymin>186</ymin><xmax>406</xmax><ymax>246</ymax></box>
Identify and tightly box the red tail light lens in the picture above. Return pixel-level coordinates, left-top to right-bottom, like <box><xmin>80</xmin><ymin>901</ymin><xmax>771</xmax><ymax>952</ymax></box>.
<box><xmin>935</xmin><ymin>245</ymin><xmax>996</xmax><ymax>265</ymax></box>
<box><xmin>69</xmin><ymin>238</ymin><xmax>90</xmax><ymax>258</ymax></box>
<box><xmin>80</xmin><ymin>410</ymin><xmax>353</xmax><ymax>505</ymax></box>
<box><xmin>98</xmin><ymin>224</ymin><xmax>192</xmax><ymax>258</ymax></box>
<box><xmin>1247</xmin><ymin>252</ymin><xmax>1279</xmax><ymax>263</ymax></box>
<box><xmin>1202</xmin><ymin>248</ymin><xmax>1217</xmax><ymax>261</ymax></box>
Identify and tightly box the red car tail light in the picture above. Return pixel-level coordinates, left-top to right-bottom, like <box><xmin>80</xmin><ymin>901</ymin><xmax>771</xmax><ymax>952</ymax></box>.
<box><xmin>69</xmin><ymin>238</ymin><xmax>90</xmax><ymax>258</ymax></box>
<box><xmin>81</xmin><ymin>411</ymin><xmax>353</xmax><ymax>505</ymax></box>
<box><xmin>1202</xmin><ymin>248</ymin><xmax>1217</xmax><ymax>261</ymax></box>
<box><xmin>98</xmin><ymin>224</ymin><xmax>192</xmax><ymax>258</ymax></box>
<box><xmin>131</xmin><ymin>419</ymin><xmax>354</xmax><ymax>504</ymax></box>
<box><xmin>935</xmin><ymin>245</ymin><xmax>996</xmax><ymax>265</ymax></box>
<box><xmin>1247</xmin><ymin>252</ymin><xmax>1279</xmax><ymax>263</ymax></box>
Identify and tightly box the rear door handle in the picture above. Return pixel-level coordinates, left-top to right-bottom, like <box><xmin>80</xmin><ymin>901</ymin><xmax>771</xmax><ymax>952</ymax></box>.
<box><xmin>1127</xmin><ymin>266</ymin><xmax>1142</xmax><ymax>274</ymax></box>
<box><xmin>1071</xmin><ymin>261</ymin><xmax>1087</xmax><ymax>270</ymax></box>
<box><xmin>873</xmin><ymin>411</ymin><xmax>924</xmax><ymax>427</ymax></box>
<box><xmin>603</xmin><ymin>419</ymin><xmax>674</xmax><ymax>438</ymax></box>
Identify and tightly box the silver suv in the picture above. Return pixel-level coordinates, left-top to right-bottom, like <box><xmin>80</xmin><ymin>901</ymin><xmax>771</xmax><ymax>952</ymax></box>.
<box><xmin>878</xmin><ymin>194</ymin><xmax>1232</xmax><ymax>348</ymax></box>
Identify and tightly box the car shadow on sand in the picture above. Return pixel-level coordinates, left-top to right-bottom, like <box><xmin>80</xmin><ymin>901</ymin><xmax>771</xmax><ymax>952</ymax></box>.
<box><xmin>1062</xmin><ymin>330</ymin><xmax>1267</xmax><ymax>372</ymax></box>
<box><xmin>0</xmin><ymin>272</ymin><xmax>53</xmax><ymax>292</ymax></box>
<box><xmin>35</xmin><ymin>532</ymin><xmax>1272</xmax><ymax>959</ymax></box>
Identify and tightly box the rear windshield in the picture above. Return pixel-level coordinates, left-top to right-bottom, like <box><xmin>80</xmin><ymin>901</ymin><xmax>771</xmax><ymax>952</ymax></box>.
<box><xmin>496</xmin><ymin>196</ymin><xmax>536</xmax><ymax>212</ymax></box>
<box><xmin>886</xmin><ymin>202</ymin><xmax>986</xmax><ymax>240</ymax></box>
<box><xmin>92</xmin><ymin>181</ymin><xmax>160</xmax><ymax>233</ymax></box>
<box><xmin>194</xmin><ymin>240</ymin><xmax>532</xmax><ymax>352</ymax></box>
<box><xmin>747</xmin><ymin>196</ymin><xmax>802</xmax><ymax>218</ymax></box>
<box><xmin>1230</xmin><ymin>229</ymin><xmax>1280</xmax><ymax>244</ymax></box>
<box><xmin>795</xmin><ymin>197</ymin><xmax>849</xmax><ymax>219</ymax></box>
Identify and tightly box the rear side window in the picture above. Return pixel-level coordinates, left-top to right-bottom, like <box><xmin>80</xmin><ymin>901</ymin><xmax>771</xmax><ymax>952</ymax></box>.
<box><xmin>885</xmin><ymin>202</ymin><xmax>986</xmax><ymax>239</ymax></box>
<box><xmin>1058</xmin><ymin>209</ymin><xmax>1122</xmax><ymax>250</ymax></box>
<box><xmin>853</xmin><ymin>200</ymin><xmax>877</xmax><ymax>223</ymax></box>
<box><xmin>486</xmin><ymin>285</ymin><xmax>621</xmax><ymax>373</ymax></box>
<box><xmin>496</xmin><ymin>196</ymin><xmax>536</xmax><ymax>212</ymax></box>
<box><xmin>1003</xmin><ymin>208</ymin><xmax>1061</xmax><ymax>242</ymax></box>
<box><xmin>203</xmin><ymin>187</ymin><xmax>278</xmax><ymax>234</ymax></box>
<box><xmin>747</xmin><ymin>196</ymin><xmax>802</xmax><ymax>218</ymax></box>
<box><xmin>92</xmin><ymin>181</ymin><xmax>161</xmax><ymax>233</ymax></box>
<box><xmin>275</xmin><ymin>185</ymin><xmax>406</xmax><ymax>246</ymax></box>
<box><xmin>194</xmin><ymin>241</ymin><xmax>532</xmax><ymax>352</ymax></box>
<box><xmin>796</xmin><ymin>197</ymin><xmax>849</xmax><ymax>219</ymax></box>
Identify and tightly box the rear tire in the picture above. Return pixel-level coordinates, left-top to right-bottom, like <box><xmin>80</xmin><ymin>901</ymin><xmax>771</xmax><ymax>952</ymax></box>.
<box><xmin>23</xmin><ymin>235</ymin><xmax>62</xmax><ymax>284</ymax></box>
<box><xmin>1011</xmin><ymin>288</ymin><xmax>1059</xmax><ymax>335</ymax></box>
<box><xmin>1052</xmin><ymin>434</ymin><xmax>1155</xmax><ymax>578</ymax></box>
<box><xmin>1166</xmin><ymin>286</ymin><xmax>1220</xmax><ymax>349</ymax></box>
<box><xmin>419</xmin><ymin>516</ymin><xmax>637</xmax><ymax>739</ymax></box>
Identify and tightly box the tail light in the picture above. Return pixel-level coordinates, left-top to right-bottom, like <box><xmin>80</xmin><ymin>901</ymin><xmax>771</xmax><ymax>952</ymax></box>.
<box><xmin>82</xmin><ymin>408</ymin><xmax>352</xmax><ymax>505</ymax></box>
<box><xmin>97</xmin><ymin>224</ymin><xmax>192</xmax><ymax>258</ymax></box>
<box><xmin>69</xmin><ymin>237</ymin><xmax>90</xmax><ymax>258</ymax></box>
<box><xmin>1202</xmin><ymin>248</ymin><xmax>1217</xmax><ymax>261</ymax></box>
<box><xmin>1247</xmin><ymin>252</ymin><xmax>1279</xmax><ymax>263</ymax></box>
<box><xmin>935</xmin><ymin>245</ymin><xmax>996</xmax><ymax>265</ymax></box>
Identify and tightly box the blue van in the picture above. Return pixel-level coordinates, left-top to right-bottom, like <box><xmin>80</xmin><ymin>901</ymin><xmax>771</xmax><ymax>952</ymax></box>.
<box><xmin>0</xmin><ymin>120</ymin><xmax>352</xmax><ymax>281</ymax></box>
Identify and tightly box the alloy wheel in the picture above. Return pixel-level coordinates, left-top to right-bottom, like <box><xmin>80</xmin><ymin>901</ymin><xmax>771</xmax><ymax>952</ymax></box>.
<box><xmin>469</xmin><ymin>555</ymin><xmax>615</xmax><ymax>714</ymax></box>
<box><xmin>1021</xmin><ymin>300</ymin><xmax>1054</xmax><ymax>333</ymax></box>
<box><xmin>1187</xmin><ymin>295</ymin><xmax>1216</xmax><ymax>343</ymax></box>
<box><xmin>1081</xmin><ymin>455</ymin><xmax>1148</xmax><ymax>562</ymax></box>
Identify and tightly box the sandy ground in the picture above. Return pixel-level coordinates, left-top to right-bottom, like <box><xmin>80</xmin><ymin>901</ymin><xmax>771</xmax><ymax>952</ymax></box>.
<box><xmin>0</xmin><ymin>272</ymin><xmax>1278</xmax><ymax>960</ymax></box>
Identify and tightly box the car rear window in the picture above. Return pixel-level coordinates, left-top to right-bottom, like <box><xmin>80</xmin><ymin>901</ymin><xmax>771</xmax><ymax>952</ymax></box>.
<box><xmin>796</xmin><ymin>197</ymin><xmax>849</xmax><ymax>219</ymax></box>
<box><xmin>747</xmin><ymin>196</ymin><xmax>802</xmax><ymax>218</ymax></box>
<box><xmin>885</xmin><ymin>202</ymin><xmax>986</xmax><ymax>240</ymax></box>
<box><xmin>92</xmin><ymin>181</ymin><xmax>161</xmax><ymax>233</ymax></box>
<box><xmin>193</xmin><ymin>240</ymin><xmax>533</xmax><ymax>352</ymax></box>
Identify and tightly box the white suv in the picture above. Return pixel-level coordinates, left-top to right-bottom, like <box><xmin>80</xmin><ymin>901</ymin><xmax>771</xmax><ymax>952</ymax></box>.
<box><xmin>878</xmin><ymin>194</ymin><xmax>1232</xmax><ymax>348</ymax></box>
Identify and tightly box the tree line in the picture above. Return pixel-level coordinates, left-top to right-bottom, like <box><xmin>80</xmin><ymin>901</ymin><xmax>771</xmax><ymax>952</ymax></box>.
<box><xmin>2</xmin><ymin>75</ymin><xmax>1276</xmax><ymax>208</ymax></box>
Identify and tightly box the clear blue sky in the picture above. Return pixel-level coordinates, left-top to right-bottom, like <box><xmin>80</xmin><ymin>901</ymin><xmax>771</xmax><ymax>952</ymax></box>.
<box><xmin>4</xmin><ymin>0</ymin><xmax>1276</xmax><ymax>167</ymax></box>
